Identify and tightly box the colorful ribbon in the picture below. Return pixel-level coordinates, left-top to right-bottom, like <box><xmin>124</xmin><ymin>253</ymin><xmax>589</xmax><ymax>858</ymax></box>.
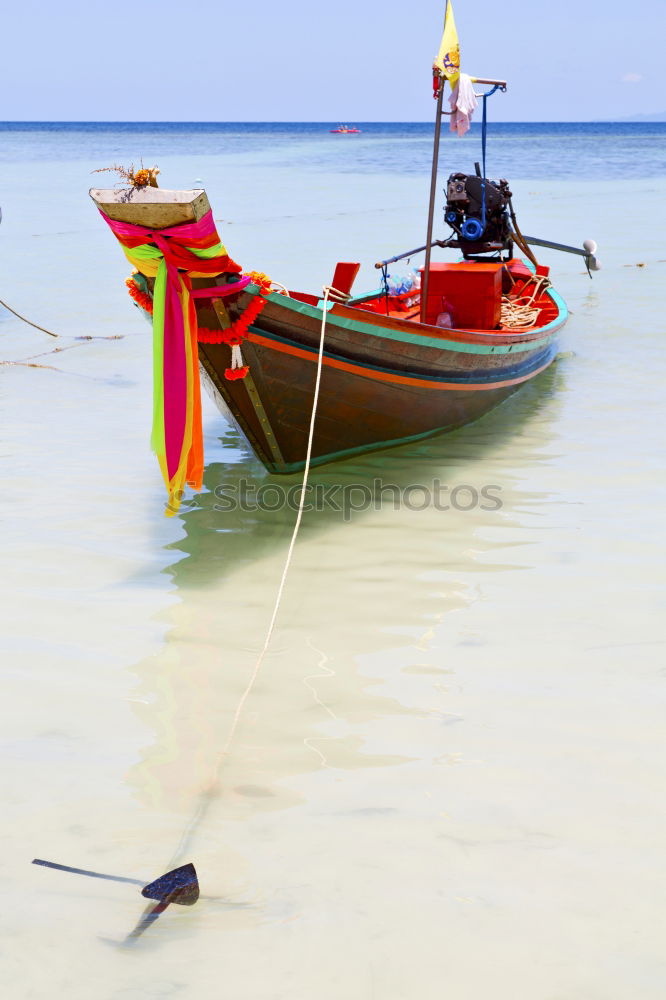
<box><xmin>99</xmin><ymin>208</ymin><xmax>242</xmax><ymax>515</ymax></box>
<box><xmin>190</xmin><ymin>278</ymin><xmax>250</xmax><ymax>299</ymax></box>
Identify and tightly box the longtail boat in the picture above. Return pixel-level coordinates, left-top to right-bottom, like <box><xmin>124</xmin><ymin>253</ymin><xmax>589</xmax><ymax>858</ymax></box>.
<box><xmin>90</xmin><ymin>2</ymin><xmax>598</xmax><ymax>506</ymax></box>
<box><xmin>90</xmin><ymin>184</ymin><xmax>573</xmax><ymax>477</ymax></box>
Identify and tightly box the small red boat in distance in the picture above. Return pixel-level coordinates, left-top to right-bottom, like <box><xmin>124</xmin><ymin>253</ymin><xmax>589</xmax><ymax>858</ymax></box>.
<box><xmin>330</xmin><ymin>125</ymin><xmax>361</xmax><ymax>133</ymax></box>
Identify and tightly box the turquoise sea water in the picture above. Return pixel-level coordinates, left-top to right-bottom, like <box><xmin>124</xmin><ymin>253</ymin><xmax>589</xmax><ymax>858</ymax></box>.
<box><xmin>2</xmin><ymin>121</ymin><xmax>666</xmax><ymax>177</ymax></box>
<box><xmin>2</xmin><ymin>123</ymin><xmax>665</xmax><ymax>998</ymax></box>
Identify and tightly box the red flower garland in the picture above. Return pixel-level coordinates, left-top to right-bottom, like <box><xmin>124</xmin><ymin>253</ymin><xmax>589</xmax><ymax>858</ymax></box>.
<box><xmin>197</xmin><ymin>295</ymin><xmax>267</xmax><ymax>345</ymax></box>
<box><xmin>243</xmin><ymin>271</ymin><xmax>273</xmax><ymax>295</ymax></box>
<box><xmin>126</xmin><ymin>275</ymin><xmax>154</xmax><ymax>314</ymax></box>
<box><xmin>224</xmin><ymin>365</ymin><xmax>250</xmax><ymax>380</ymax></box>
<box><xmin>197</xmin><ymin>272</ymin><xmax>274</xmax><ymax>380</ymax></box>
<box><xmin>126</xmin><ymin>269</ymin><xmax>273</xmax><ymax>382</ymax></box>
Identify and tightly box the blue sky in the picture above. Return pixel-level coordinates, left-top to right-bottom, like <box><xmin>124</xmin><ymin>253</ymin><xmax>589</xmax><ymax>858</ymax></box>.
<box><xmin>1</xmin><ymin>0</ymin><xmax>664</xmax><ymax>121</ymax></box>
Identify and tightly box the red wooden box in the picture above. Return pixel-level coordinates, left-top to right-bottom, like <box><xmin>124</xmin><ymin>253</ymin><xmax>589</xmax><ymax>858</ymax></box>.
<box><xmin>419</xmin><ymin>262</ymin><xmax>503</xmax><ymax>329</ymax></box>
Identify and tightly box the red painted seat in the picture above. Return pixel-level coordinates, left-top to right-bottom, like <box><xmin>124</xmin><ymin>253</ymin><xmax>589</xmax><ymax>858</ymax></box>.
<box><xmin>331</xmin><ymin>261</ymin><xmax>361</xmax><ymax>297</ymax></box>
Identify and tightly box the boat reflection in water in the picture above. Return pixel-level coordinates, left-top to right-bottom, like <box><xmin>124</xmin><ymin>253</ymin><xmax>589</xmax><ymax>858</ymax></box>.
<box><xmin>125</xmin><ymin>361</ymin><xmax>567</xmax><ymax>893</ymax></box>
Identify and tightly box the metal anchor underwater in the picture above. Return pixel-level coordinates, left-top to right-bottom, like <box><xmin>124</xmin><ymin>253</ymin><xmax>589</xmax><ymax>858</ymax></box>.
<box><xmin>32</xmin><ymin>857</ymin><xmax>200</xmax><ymax>940</ymax></box>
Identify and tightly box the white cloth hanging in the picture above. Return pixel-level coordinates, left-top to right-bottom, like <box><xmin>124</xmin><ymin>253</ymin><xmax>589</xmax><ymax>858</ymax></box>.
<box><xmin>449</xmin><ymin>73</ymin><xmax>478</xmax><ymax>136</ymax></box>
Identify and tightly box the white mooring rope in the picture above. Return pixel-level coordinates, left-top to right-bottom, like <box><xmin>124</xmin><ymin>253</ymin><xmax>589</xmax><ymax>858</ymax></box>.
<box><xmin>170</xmin><ymin>284</ymin><xmax>344</xmax><ymax>864</ymax></box>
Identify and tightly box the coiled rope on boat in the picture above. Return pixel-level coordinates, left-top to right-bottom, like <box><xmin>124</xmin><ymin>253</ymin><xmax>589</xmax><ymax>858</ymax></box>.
<box><xmin>500</xmin><ymin>274</ymin><xmax>551</xmax><ymax>329</ymax></box>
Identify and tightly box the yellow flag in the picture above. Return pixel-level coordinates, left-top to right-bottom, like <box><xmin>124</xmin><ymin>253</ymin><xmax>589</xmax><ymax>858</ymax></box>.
<box><xmin>433</xmin><ymin>0</ymin><xmax>461</xmax><ymax>88</ymax></box>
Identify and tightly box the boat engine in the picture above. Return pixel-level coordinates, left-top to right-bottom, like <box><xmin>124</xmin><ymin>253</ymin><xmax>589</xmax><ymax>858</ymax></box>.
<box><xmin>444</xmin><ymin>168</ymin><xmax>512</xmax><ymax>253</ymax></box>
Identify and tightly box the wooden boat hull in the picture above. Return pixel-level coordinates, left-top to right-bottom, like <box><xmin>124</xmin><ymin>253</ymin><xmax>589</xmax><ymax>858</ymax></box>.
<box><xmin>197</xmin><ymin>280</ymin><xmax>567</xmax><ymax>473</ymax></box>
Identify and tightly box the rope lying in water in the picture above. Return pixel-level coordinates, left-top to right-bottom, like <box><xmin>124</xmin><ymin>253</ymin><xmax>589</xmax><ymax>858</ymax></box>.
<box><xmin>170</xmin><ymin>283</ymin><xmax>347</xmax><ymax>864</ymax></box>
<box><xmin>500</xmin><ymin>274</ymin><xmax>551</xmax><ymax>329</ymax></box>
<box><xmin>0</xmin><ymin>297</ymin><xmax>59</xmax><ymax>337</ymax></box>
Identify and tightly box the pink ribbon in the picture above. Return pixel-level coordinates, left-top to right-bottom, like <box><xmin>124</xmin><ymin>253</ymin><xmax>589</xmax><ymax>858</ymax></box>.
<box><xmin>98</xmin><ymin>209</ymin><xmax>242</xmax><ymax>489</ymax></box>
<box><xmin>190</xmin><ymin>276</ymin><xmax>251</xmax><ymax>299</ymax></box>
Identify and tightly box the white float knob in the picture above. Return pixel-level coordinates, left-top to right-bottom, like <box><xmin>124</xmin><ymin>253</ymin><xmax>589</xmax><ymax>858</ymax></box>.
<box><xmin>583</xmin><ymin>239</ymin><xmax>597</xmax><ymax>254</ymax></box>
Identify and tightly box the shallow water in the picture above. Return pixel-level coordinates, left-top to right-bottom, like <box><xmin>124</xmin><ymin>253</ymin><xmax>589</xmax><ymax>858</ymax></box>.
<box><xmin>1</xmin><ymin>124</ymin><xmax>665</xmax><ymax>998</ymax></box>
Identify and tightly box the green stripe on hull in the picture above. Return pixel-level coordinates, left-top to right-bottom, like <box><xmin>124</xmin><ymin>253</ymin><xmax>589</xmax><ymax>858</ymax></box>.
<box><xmin>265</xmin><ymin>356</ymin><xmax>558</xmax><ymax>475</ymax></box>
<box><xmin>249</xmin><ymin>323</ymin><xmax>558</xmax><ymax>385</ymax></box>
<box><xmin>253</xmin><ymin>283</ymin><xmax>567</xmax><ymax>357</ymax></box>
<box><xmin>267</xmin><ymin>422</ymin><xmax>467</xmax><ymax>474</ymax></box>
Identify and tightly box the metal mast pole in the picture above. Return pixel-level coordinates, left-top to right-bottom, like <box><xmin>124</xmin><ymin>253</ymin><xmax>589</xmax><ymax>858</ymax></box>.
<box><xmin>421</xmin><ymin>76</ymin><xmax>445</xmax><ymax>324</ymax></box>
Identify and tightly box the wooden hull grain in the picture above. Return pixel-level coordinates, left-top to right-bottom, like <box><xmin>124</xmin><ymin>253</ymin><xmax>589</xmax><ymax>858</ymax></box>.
<box><xmin>197</xmin><ymin>280</ymin><xmax>567</xmax><ymax>473</ymax></box>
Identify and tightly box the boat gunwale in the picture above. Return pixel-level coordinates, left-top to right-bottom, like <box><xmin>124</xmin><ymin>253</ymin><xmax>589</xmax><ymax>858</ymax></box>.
<box><xmin>246</xmin><ymin>278</ymin><xmax>568</xmax><ymax>354</ymax></box>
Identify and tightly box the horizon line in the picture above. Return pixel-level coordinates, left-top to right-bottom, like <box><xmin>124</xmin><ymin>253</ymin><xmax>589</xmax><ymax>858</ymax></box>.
<box><xmin>1</xmin><ymin>118</ymin><xmax>663</xmax><ymax>125</ymax></box>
